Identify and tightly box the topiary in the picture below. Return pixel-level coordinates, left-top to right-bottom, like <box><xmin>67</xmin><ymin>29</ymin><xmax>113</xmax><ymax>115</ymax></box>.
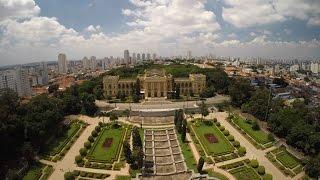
<box><xmin>215</xmin><ymin>122</ymin><xmax>221</xmax><ymax>127</ymax></box>
<box><xmin>250</xmin><ymin>159</ymin><xmax>259</xmax><ymax>168</ymax></box>
<box><xmin>84</xmin><ymin>141</ymin><xmax>91</xmax><ymax>149</ymax></box>
<box><xmin>219</xmin><ymin>126</ymin><xmax>225</xmax><ymax>131</ymax></box>
<box><xmin>72</xmin><ymin>170</ymin><xmax>80</xmax><ymax>176</ymax></box>
<box><xmin>213</xmin><ymin>118</ymin><xmax>217</xmax><ymax>122</ymax></box>
<box><xmin>233</xmin><ymin>141</ymin><xmax>240</xmax><ymax>147</ymax></box>
<box><xmin>85</xmin><ymin>161</ymin><xmax>92</xmax><ymax>167</ymax></box>
<box><xmin>227</xmin><ymin>135</ymin><xmax>234</xmax><ymax>141</ymax></box>
<box><xmin>238</xmin><ymin>147</ymin><xmax>246</xmax><ymax>156</ymax></box>
<box><xmin>80</xmin><ymin>171</ymin><xmax>86</xmax><ymax>177</ymax></box>
<box><xmin>91</xmin><ymin>130</ymin><xmax>98</xmax><ymax>137</ymax></box>
<box><xmin>79</xmin><ymin>148</ymin><xmax>87</xmax><ymax>156</ymax></box>
<box><xmin>223</xmin><ymin>130</ymin><xmax>229</xmax><ymax>136</ymax></box>
<box><xmin>258</xmin><ymin>166</ymin><xmax>265</xmax><ymax>175</ymax></box>
<box><xmin>95</xmin><ymin>126</ymin><xmax>101</xmax><ymax>132</ymax></box>
<box><xmin>64</xmin><ymin>172</ymin><xmax>75</xmax><ymax>180</ymax></box>
<box><xmin>88</xmin><ymin>135</ymin><xmax>94</xmax><ymax>142</ymax></box>
<box><xmin>75</xmin><ymin>155</ymin><xmax>83</xmax><ymax>164</ymax></box>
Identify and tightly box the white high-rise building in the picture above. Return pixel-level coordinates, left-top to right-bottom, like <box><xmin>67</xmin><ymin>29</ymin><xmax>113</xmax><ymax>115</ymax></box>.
<box><xmin>0</xmin><ymin>70</ymin><xmax>16</xmax><ymax>94</ymax></box>
<box><xmin>311</xmin><ymin>62</ymin><xmax>319</xmax><ymax>74</ymax></box>
<box><xmin>187</xmin><ymin>50</ymin><xmax>192</xmax><ymax>60</ymax></box>
<box><xmin>290</xmin><ymin>64</ymin><xmax>299</xmax><ymax>72</ymax></box>
<box><xmin>142</xmin><ymin>53</ymin><xmax>146</xmax><ymax>61</ymax></box>
<box><xmin>90</xmin><ymin>56</ymin><xmax>97</xmax><ymax>70</ymax></box>
<box><xmin>82</xmin><ymin>57</ymin><xmax>90</xmax><ymax>70</ymax></box>
<box><xmin>15</xmin><ymin>65</ymin><xmax>31</xmax><ymax>97</ymax></box>
<box><xmin>39</xmin><ymin>62</ymin><xmax>49</xmax><ymax>85</ymax></box>
<box><xmin>58</xmin><ymin>53</ymin><xmax>68</xmax><ymax>74</ymax></box>
<box><xmin>152</xmin><ymin>53</ymin><xmax>156</xmax><ymax>60</ymax></box>
<box><xmin>124</xmin><ymin>50</ymin><xmax>130</xmax><ymax>64</ymax></box>
<box><xmin>137</xmin><ymin>53</ymin><xmax>141</xmax><ymax>61</ymax></box>
<box><xmin>147</xmin><ymin>53</ymin><xmax>151</xmax><ymax>60</ymax></box>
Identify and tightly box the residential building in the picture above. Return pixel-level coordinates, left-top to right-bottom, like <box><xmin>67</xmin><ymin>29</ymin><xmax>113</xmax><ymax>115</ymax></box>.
<box><xmin>124</xmin><ymin>50</ymin><xmax>130</xmax><ymax>64</ymax></box>
<box><xmin>58</xmin><ymin>53</ymin><xmax>68</xmax><ymax>74</ymax></box>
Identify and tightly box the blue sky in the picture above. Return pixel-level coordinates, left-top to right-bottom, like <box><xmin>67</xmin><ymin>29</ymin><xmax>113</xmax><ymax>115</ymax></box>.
<box><xmin>0</xmin><ymin>0</ymin><xmax>320</xmax><ymax>65</ymax></box>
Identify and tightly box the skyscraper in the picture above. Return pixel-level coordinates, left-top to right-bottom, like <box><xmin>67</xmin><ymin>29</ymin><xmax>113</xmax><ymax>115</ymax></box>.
<box><xmin>147</xmin><ymin>53</ymin><xmax>151</xmax><ymax>60</ymax></box>
<box><xmin>82</xmin><ymin>57</ymin><xmax>90</xmax><ymax>70</ymax></box>
<box><xmin>137</xmin><ymin>53</ymin><xmax>141</xmax><ymax>61</ymax></box>
<box><xmin>187</xmin><ymin>50</ymin><xmax>192</xmax><ymax>60</ymax></box>
<box><xmin>124</xmin><ymin>50</ymin><xmax>130</xmax><ymax>64</ymax></box>
<box><xmin>0</xmin><ymin>69</ymin><xmax>16</xmax><ymax>94</ymax></box>
<box><xmin>152</xmin><ymin>53</ymin><xmax>156</xmax><ymax>60</ymax></box>
<box><xmin>142</xmin><ymin>53</ymin><xmax>146</xmax><ymax>61</ymax></box>
<box><xmin>15</xmin><ymin>65</ymin><xmax>31</xmax><ymax>97</ymax></box>
<box><xmin>58</xmin><ymin>53</ymin><xmax>68</xmax><ymax>74</ymax></box>
<box><xmin>39</xmin><ymin>62</ymin><xmax>48</xmax><ymax>85</ymax></box>
<box><xmin>90</xmin><ymin>56</ymin><xmax>97</xmax><ymax>70</ymax></box>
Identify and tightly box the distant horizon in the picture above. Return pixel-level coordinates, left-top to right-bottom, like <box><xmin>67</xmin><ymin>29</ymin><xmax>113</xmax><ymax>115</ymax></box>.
<box><xmin>0</xmin><ymin>0</ymin><xmax>320</xmax><ymax>65</ymax></box>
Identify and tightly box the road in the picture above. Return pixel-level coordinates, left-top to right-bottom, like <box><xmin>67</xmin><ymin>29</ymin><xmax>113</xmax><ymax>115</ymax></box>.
<box><xmin>96</xmin><ymin>95</ymin><xmax>229</xmax><ymax>110</ymax></box>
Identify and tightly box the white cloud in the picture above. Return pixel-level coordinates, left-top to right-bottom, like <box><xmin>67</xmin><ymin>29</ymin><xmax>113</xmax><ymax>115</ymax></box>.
<box><xmin>0</xmin><ymin>0</ymin><xmax>40</xmax><ymax>20</ymax></box>
<box><xmin>284</xmin><ymin>28</ymin><xmax>292</xmax><ymax>35</ymax></box>
<box><xmin>85</xmin><ymin>25</ymin><xmax>102</xmax><ymax>33</ymax></box>
<box><xmin>222</xmin><ymin>0</ymin><xmax>320</xmax><ymax>27</ymax></box>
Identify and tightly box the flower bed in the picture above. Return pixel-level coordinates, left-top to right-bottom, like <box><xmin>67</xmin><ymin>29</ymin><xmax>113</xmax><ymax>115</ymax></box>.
<box><xmin>103</xmin><ymin>138</ymin><xmax>113</xmax><ymax>148</ymax></box>
<box><xmin>205</xmin><ymin>133</ymin><xmax>219</xmax><ymax>143</ymax></box>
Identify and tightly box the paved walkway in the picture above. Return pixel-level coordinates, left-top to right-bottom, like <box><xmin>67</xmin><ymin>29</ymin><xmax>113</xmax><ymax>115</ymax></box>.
<box><xmin>41</xmin><ymin>115</ymin><xmax>130</xmax><ymax>180</ymax></box>
<box><xmin>211</xmin><ymin>112</ymin><xmax>291</xmax><ymax>180</ymax></box>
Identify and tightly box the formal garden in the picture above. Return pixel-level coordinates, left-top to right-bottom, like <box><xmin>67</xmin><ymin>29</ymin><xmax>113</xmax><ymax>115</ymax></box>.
<box><xmin>266</xmin><ymin>145</ymin><xmax>304</xmax><ymax>177</ymax></box>
<box><xmin>23</xmin><ymin>162</ymin><xmax>53</xmax><ymax>180</ymax></box>
<box><xmin>64</xmin><ymin>170</ymin><xmax>110</xmax><ymax>179</ymax></box>
<box><xmin>189</xmin><ymin>118</ymin><xmax>246</xmax><ymax>163</ymax></box>
<box><xmin>219</xmin><ymin>159</ymin><xmax>273</xmax><ymax>180</ymax></box>
<box><xmin>177</xmin><ymin>133</ymin><xmax>198</xmax><ymax>172</ymax></box>
<box><xmin>228</xmin><ymin>114</ymin><xmax>275</xmax><ymax>149</ymax></box>
<box><xmin>41</xmin><ymin>120</ymin><xmax>87</xmax><ymax>162</ymax></box>
<box><xmin>75</xmin><ymin>122</ymin><xmax>128</xmax><ymax>170</ymax></box>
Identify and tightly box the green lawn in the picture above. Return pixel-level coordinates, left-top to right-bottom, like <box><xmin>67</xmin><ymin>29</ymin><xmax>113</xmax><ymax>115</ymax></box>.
<box><xmin>229</xmin><ymin>166</ymin><xmax>260</xmax><ymax>180</ymax></box>
<box><xmin>192</xmin><ymin>123</ymin><xmax>234</xmax><ymax>156</ymax></box>
<box><xmin>276</xmin><ymin>151</ymin><xmax>300</xmax><ymax>169</ymax></box>
<box><xmin>233</xmin><ymin>116</ymin><xmax>271</xmax><ymax>145</ymax></box>
<box><xmin>44</xmin><ymin>123</ymin><xmax>80</xmax><ymax>155</ymax></box>
<box><xmin>116</xmin><ymin>175</ymin><xmax>131</xmax><ymax>180</ymax></box>
<box><xmin>23</xmin><ymin>163</ymin><xmax>45</xmax><ymax>180</ymax></box>
<box><xmin>207</xmin><ymin>169</ymin><xmax>228</xmax><ymax>180</ymax></box>
<box><xmin>87</xmin><ymin>127</ymin><xmax>125</xmax><ymax>163</ymax></box>
<box><xmin>177</xmin><ymin>133</ymin><xmax>197</xmax><ymax>172</ymax></box>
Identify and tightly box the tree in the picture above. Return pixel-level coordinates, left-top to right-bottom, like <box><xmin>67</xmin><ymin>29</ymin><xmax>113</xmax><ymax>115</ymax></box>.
<box><xmin>273</xmin><ymin>77</ymin><xmax>288</xmax><ymax>87</ymax></box>
<box><xmin>48</xmin><ymin>84</ymin><xmax>59</xmax><ymax>94</ymax></box>
<box><xmin>93</xmin><ymin>85</ymin><xmax>104</xmax><ymax>100</ymax></box>
<box><xmin>200</xmin><ymin>100</ymin><xmax>209</xmax><ymax>120</ymax></box>
<box><xmin>132</xmin><ymin>127</ymin><xmax>142</xmax><ymax>150</ymax></box>
<box><xmin>21</xmin><ymin>142</ymin><xmax>36</xmax><ymax>163</ymax></box>
<box><xmin>132</xmin><ymin>147</ymin><xmax>144</xmax><ymax>168</ymax></box>
<box><xmin>80</xmin><ymin>93</ymin><xmax>98</xmax><ymax>116</ymax></box>
<box><xmin>197</xmin><ymin>157</ymin><xmax>205</xmax><ymax>173</ymax></box>
<box><xmin>109</xmin><ymin>113</ymin><xmax>118</xmax><ymax>124</ymax></box>
<box><xmin>305</xmin><ymin>155</ymin><xmax>320</xmax><ymax>178</ymax></box>
<box><xmin>181</xmin><ymin>122</ymin><xmax>187</xmax><ymax>142</ymax></box>
<box><xmin>228</xmin><ymin>78</ymin><xmax>253</xmax><ymax>107</ymax></box>
<box><xmin>243</xmin><ymin>87</ymin><xmax>269</xmax><ymax>120</ymax></box>
<box><xmin>251</xmin><ymin>120</ymin><xmax>260</xmax><ymax>131</ymax></box>
<box><xmin>174</xmin><ymin>85</ymin><xmax>180</xmax><ymax>99</ymax></box>
<box><xmin>133</xmin><ymin>79</ymin><xmax>141</xmax><ymax>103</ymax></box>
<box><xmin>123</xmin><ymin>141</ymin><xmax>133</xmax><ymax>164</ymax></box>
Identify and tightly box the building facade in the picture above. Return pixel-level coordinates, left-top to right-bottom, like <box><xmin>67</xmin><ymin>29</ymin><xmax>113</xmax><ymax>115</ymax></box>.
<box><xmin>58</xmin><ymin>53</ymin><xmax>68</xmax><ymax>74</ymax></box>
<box><xmin>103</xmin><ymin>69</ymin><xmax>206</xmax><ymax>99</ymax></box>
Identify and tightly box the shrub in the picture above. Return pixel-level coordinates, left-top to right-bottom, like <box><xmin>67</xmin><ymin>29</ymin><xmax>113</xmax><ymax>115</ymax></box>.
<box><xmin>72</xmin><ymin>170</ymin><xmax>80</xmax><ymax>176</ymax></box>
<box><xmin>84</xmin><ymin>141</ymin><xmax>91</xmax><ymax>149</ymax></box>
<box><xmin>252</xmin><ymin>120</ymin><xmax>260</xmax><ymax>130</ymax></box>
<box><xmin>88</xmin><ymin>135</ymin><xmax>94</xmax><ymax>142</ymax></box>
<box><xmin>105</xmin><ymin>164</ymin><xmax>112</xmax><ymax>170</ymax></box>
<box><xmin>219</xmin><ymin>126</ymin><xmax>225</xmax><ymax>131</ymax></box>
<box><xmin>223</xmin><ymin>130</ymin><xmax>229</xmax><ymax>136</ymax></box>
<box><xmin>268</xmin><ymin>133</ymin><xmax>275</xmax><ymax>141</ymax></box>
<box><xmin>205</xmin><ymin>157</ymin><xmax>213</xmax><ymax>164</ymax></box>
<box><xmin>92</xmin><ymin>163</ymin><xmax>99</xmax><ymax>168</ymax></box>
<box><xmin>79</xmin><ymin>148</ymin><xmax>87</xmax><ymax>156</ymax></box>
<box><xmin>258</xmin><ymin>166</ymin><xmax>265</xmax><ymax>175</ymax></box>
<box><xmin>215</xmin><ymin>122</ymin><xmax>221</xmax><ymax>127</ymax></box>
<box><xmin>65</xmin><ymin>144</ymin><xmax>71</xmax><ymax>150</ymax></box>
<box><xmin>99</xmin><ymin>164</ymin><xmax>106</xmax><ymax>169</ymax></box>
<box><xmin>75</xmin><ymin>155</ymin><xmax>83</xmax><ymax>164</ymax></box>
<box><xmin>250</xmin><ymin>159</ymin><xmax>259</xmax><ymax>168</ymax></box>
<box><xmin>87</xmin><ymin>172</ymin><xmax>93</xmax><ymax>178</ymax></box>
<box><xmin>85</xmin><ymin>161</ymin><xmax>92</xmax><ymax>167</ymax></box>
<box><xmin>213</xmin><ymin>118</ymin><xmax>217</xmax><ymax>122</ymax></box>
<box><xmin>80</xmin><ymin>171</ymin><xmax>86</xmax><ymax>177</ymax></box>
<box><xmin>233</xmin><ymin>141</ymin><xmax>240</xmax><ymax>147</ymax></box>
<box><xmin>64</xmin><ymin>172</ymin><xmax>75</xmax><ymax>180</ymax></box>
<box><xmin>227</xmin><ymin>135</ymin><xmax>234</xmax><ymax>141</ymax></box>
<box><xmin>91</xmin><ymin>130</ymin><xmax>98</xmax><ymax>137</ymax></box>
<box><xmin>203</xmin><ymin>120</ymin><xmax>213</xmax><ymax>126</ymax></box>
<box><xmin>95</xmin><ymin>126</ymin><xmax>101</xmax><ymax>132</ymax></box>
<box><xmin>99</xmin><ymin>122</ymin><xmax>103</xmax><ymax>126</ymax></box>
<box><xmin>263</xmin><ymin>174</ymin><xmax>273</xmax><ymax>180</ymax></box>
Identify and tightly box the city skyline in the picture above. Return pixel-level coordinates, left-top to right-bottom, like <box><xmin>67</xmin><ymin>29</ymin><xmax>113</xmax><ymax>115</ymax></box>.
<box><xmin>0</xmin><ymin>0</ymin><xmax>320</xmax><ymax>66</ymax></box>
